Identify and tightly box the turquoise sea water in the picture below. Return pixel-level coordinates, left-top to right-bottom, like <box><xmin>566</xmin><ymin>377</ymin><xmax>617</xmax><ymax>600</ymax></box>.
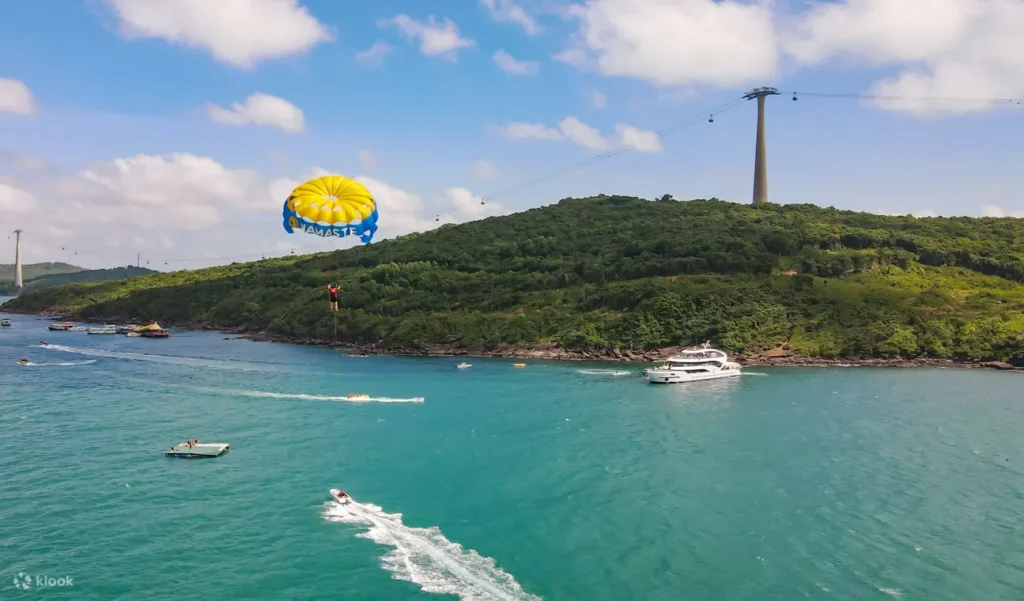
<box><xmin>1</xmin><ymin>308</ymin><xmax>1023</xmax><ymax>600</ymax></box>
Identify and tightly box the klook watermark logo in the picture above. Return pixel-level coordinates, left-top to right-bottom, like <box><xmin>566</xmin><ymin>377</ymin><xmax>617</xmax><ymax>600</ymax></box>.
<box><xmin>12</xmin><ymin>572</ymin><xmax>73</xmax><ymax>590</ymax></box>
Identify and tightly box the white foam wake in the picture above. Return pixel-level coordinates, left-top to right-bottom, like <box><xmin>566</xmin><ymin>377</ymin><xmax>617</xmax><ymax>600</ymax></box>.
<box><xmin>40</xmin><ymin>343</ymin><xmax>270</xmax><ymax>372</ymax></box>
<box><xmin>229</xmin><ymin>390</ymin><xmax>424</xmax><ymax>404</ymax></box>
<box><xmin>324</xmin><ymin>499</ymin><xmax>540</xmax><ymax>601</ymax></box>
<box><xmin>19</xmin><ymin>359</ymin><xmax>97</xmax><ymax>367</ymax></box>
<box><xmin>576</xmin><ymin>369</ymin><xmax>632</xmax><ymax>376</ymax></box>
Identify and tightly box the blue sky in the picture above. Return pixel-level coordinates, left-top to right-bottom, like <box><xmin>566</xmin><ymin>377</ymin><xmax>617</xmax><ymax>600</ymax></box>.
<box><xmin>1</xmin><ymin>0</ymin><xmax>1022</xmax><ymax>269</ymax></box>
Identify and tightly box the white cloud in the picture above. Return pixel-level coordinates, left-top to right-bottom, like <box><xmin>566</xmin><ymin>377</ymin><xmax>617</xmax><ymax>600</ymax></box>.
<box><xmin>3</xmin><ymin>151</ymin><xmax>505</xmax><ymax>268</ymax></box>
<box><xmin>558</xmin><ymin>116</ymin><xmax>609</xmax><ymax>151</ymax></box>
<box><xmin>554</xmin><ymin>0</ymin><xmax>1023</xmax><ymax>117</ymax></box>
<box><xmin>783</xmin><ymin>0</ymin><xmax>1024</xmax><ymax>116</ymax></box>
<box><xmin>493</xmin><ymin>50</ymin><xmax>539</xmax><ymax>76</ymax></box>
<box><xmin>557</xmin><ymin>0</ymin><xmax>777</xmax><ymax>87</ymax></box>
<box><xmin>0</xmin><ymin>78</ymin><xmax>37</xmax><ymax>116</ymax></box>
<box><xmin>104</xmin><ymin>0</ymin><xmax>333</xmax><ymax>68</ymax></box>
<box><xmin>489</xmin><ymin>122</ymin><xmax>563</xmax><ymax>140</ymax></box>
<box><xmin>380</xmin><ymin>14</ymin><xmax>475</xmax><ymax>60</ymax></box>
<box><xmin>358</xmin><ymin>149</ymin><xmax>378</xmax><ymax>168</ymax></box>
<box><xmin>356</xmin><ymin>41</ymin><xmax>392</xmax><ymax>67</ymax></box>
<box><xmin>553</xmin><ymin>47</ymin><xmax>588</xmax><ymax>67</ymax></box>
<box><xmin>444</xmin><ymin>187</ymin><xmax>506</xmax><ymax>220</ymax></box>
<box><xmin>355</xmin><ymin>175</ymin><xmax>438</xmax><ymax>237</ymax></box>
<box><xmin>616</xmin><ymin>124</ymin><xmax>662</xmax><ymax>153</ymax></box>
<box><xmin>206</xmin><ymin>93</ymin><xmax>305</xmax><ymax>133</ymax></box>
<box><xmin>0</xmin><ymin>182</ymin><xmax>38</xmax><ymax>213</ymax></box>
<box><xmin>473</xmin><ymin>160</ymin><xmax>497</xmax><ymax>180</ymax></box>
<box><xmin>48</xmin><ymin>153</ymin><xmax>276</xmax><ymax>232</ymax></box>
<box><xmin>591</xmin><ymin>90</ymin><xmax>607</xmax><ymax>109</ymax></box>
<box><xmin>46</xmin><ymin>225</ymin><xmax>74</xmax><ymax>238</ymax></box>
<box><xmin>0</xmin><ymin>150</ymin><xmax>48</xmax><ymax>171</ymax></box>
<box><xmin>491</xmin><ymin>116</ymin><xmax>663</xmax><ymax>153</ymax></box>
<box><xmin>479</xmin><ymin>0</ymin><xmax>540</xmax><ymax>35</ymax></box>
<box><xmin>980</xmin><ymin>204</ymin><xmax>1024</xmax><ymax>218</ymax></box>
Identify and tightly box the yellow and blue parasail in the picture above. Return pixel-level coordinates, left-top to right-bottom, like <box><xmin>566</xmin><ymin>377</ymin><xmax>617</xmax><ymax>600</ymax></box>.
<box><xmin>282</xmin><ymin>175</ymin><xmax>378</xmax><ymax>243</ymax></box>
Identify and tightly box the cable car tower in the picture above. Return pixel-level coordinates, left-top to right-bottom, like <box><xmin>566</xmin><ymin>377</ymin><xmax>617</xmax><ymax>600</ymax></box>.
<box><xmin>744</xmin><ymin>87</ymin><xmax>779</xmax><ymax>204</ymax></box>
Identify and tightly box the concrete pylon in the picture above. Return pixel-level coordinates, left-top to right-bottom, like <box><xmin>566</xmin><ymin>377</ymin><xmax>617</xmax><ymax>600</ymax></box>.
<box><xmin>13</xmin><ymin>229</ymin><xmax>24</xmax><ymax>297</ymax></box>
<box><xmin>744</xmin><ymin>87</ymin><xmax>779</xmax><ymax>204</ymax></box>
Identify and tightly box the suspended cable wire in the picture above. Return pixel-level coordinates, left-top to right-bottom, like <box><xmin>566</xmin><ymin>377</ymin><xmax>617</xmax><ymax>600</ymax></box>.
<box><xmin>791</xmin><ymin>90</ymin><xmax>1023</xmax><ymax>105</ymax></box>
<box><xmin>481</xmin><ymin>96</ymin><xmax>750</xmax><ymax>203</ymax></box>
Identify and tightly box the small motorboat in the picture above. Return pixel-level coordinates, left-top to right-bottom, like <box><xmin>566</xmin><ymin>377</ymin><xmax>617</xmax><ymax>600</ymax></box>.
<box><xmin>1</xmin><ymin>318</ymin><xmax>11</xmax><ymax>327</ymax></box>
<box><xmin>346</xmin><ymin>393</ymin><xmax>370</xmax><ymax>400</ymax></box>
<box><xmin>18</xmin><ymin>358</ymin><xmax>30</xmax><ymax>365</ymax></box>
<box><xmin>125</xmin><ymin>332</ymin><xmax>141</xmax><ymax>337</ymax></box>
<box><xmin>513</xmin><ymin>363</ymin><xmax>526</xmax><ymax>368</ymax></box>
<box><xmin>457</xmin><ymin>362</ymin><xmax>472</xmax><ymax>369</ymax></box>
<box><xmin>329</xmin><ymin>488</ymin><xmax>352</xmax><ymax>505</ymax></box>
<box><xmin>165</xmin><ymin>440</ymin><xmax>230</xmax><ymax>458</ymax></box>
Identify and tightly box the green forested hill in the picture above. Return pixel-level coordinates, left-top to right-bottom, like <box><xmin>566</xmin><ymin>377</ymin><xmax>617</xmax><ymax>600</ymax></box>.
<box><xmin>0</xmin><ymin>262</ymin><xmax>83</xmax><ymax>286</ymax></box>
<box><xmin>6</xmin><ymin>196</ymin><xmax>1024</xmax><ymax>361</ymax></box>
<box><xmin>0</xmin><ymin>263</ymin><xmax>156</xmax><ymax>295</ymax></box>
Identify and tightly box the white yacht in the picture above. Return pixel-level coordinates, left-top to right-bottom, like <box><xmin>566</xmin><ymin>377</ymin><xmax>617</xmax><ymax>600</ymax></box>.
<box><xmin>646</xmin><ymin>342</ymin><xmax>742</xmax><ymax>384</ymax></box>
<box><xmin>87</xmin><ymin>325</ymin><xmax>118</xmax><ymax>335</ymax></box>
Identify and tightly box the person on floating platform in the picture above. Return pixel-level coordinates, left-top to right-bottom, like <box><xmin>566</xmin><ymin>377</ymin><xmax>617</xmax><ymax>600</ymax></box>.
<box><xmin>328</xmin><ymin>283</ymin><xmax>339</xmax><ymax>312</ymax></box>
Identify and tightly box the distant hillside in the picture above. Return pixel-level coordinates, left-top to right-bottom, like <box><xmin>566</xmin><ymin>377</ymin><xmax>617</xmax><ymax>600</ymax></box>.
<box><xmin>6</xmin><ymin>196</ymin><xmax>1024</xmax><ymax>363</ymax></box>
<box><xmin>0</xmin><ymin>262</ymin><xmax>83</xmax><ymax>283</ymax></box>
<box><xmin>0</xmin><ymin>263</ymin><xmax>157</xmax><ymax>295</ymax></box>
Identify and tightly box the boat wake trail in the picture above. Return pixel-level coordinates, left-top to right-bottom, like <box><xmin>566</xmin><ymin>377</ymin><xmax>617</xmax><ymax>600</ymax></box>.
<box><xmin>20</xmin><ymin>359</ymin><xmax>97</xmax><ymax>367</ymax></box>
<box><xmin>324</xmin><ymin>500</ymin><xmax>540</xmax><ymax>601</ymax></box>
<box><xmin>227</xmin><ymin>390</ymin><xmax>424</xmax><ymax>404</ymax></box>
<box><xmin>577</xmin><ymin>369</ymin><xmax>632</xmax><ymax>376</ymax></box>
<box><xmin>40</xmin><ymin>343</ymin><xmax>271</xmax><ymax>372</ymax></box>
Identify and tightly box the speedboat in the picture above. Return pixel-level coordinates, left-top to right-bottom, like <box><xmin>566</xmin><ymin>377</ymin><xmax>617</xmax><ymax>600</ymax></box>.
<box><xmin>18</xmin><ymin>358</ymin><xmax>29</xmax><ymax>365</ymax></box>
<box><xmin>1</xmin><ymin>318</ymin><xmax>11</xmax><ymax>327</ymax></box>
<box><xmin>125</xmin><ymin>332</ymin><xmax>141</xmax><ymax>337</ymax></box>
<box><xmin>47</xmin><ymin>322</ymin><xmax>75</xmax><ymax>331</ymax></box>
<box><xmin>346</xmin><ymin>393</ymin><xmax>370</xmax><ymax>400</ymax></box>
<box><xmin>457</xmin><ymin>362</ymin><xmax>472</xmax><ymax>369</ymax></box>
<box><xmin>646</xmin><ymin>342</ymin><xmax>742</xmax><ymax>384</ymax></box>
<box><xmin>329</xmin><ymin>488</ymin><xmax>352</xmax><ymax>505</ymax></box>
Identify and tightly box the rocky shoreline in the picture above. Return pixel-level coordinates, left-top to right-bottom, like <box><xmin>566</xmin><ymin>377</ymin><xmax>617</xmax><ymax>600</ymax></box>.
<box><xmin>16</xmin><ymin>308</ymin><xmax>1022</xmax><ymax>371</ymax></box>
<box><xmin>238</xmin><ymin>332</ymin><xmax>1022</xmax><ymax>370</ymax></box>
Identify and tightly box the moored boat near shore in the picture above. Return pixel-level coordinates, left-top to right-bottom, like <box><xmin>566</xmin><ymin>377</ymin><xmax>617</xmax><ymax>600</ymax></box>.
<box><xmin>646</xmin><ymin>342</ymin><xmax>742</xmax><ymax>384</ymax></box>
<box><xmin>134</xmin><ymin>322</ymin><xmax>169</xmax><ymax>338</ymax></box>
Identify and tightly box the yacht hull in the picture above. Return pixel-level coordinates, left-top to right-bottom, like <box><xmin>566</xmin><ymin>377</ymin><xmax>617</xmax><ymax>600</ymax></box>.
<box><xmin>646</xmin><ymin>370</ymin><xmax>742</xmax><ymax>384</ymax></box>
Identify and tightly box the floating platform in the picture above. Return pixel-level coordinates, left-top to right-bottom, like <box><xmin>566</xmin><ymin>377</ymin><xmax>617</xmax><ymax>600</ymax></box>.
<box><xmin>165</xmin><ymin>442</ymin><xmax>230</xmax><ymax>458</ymax></box>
